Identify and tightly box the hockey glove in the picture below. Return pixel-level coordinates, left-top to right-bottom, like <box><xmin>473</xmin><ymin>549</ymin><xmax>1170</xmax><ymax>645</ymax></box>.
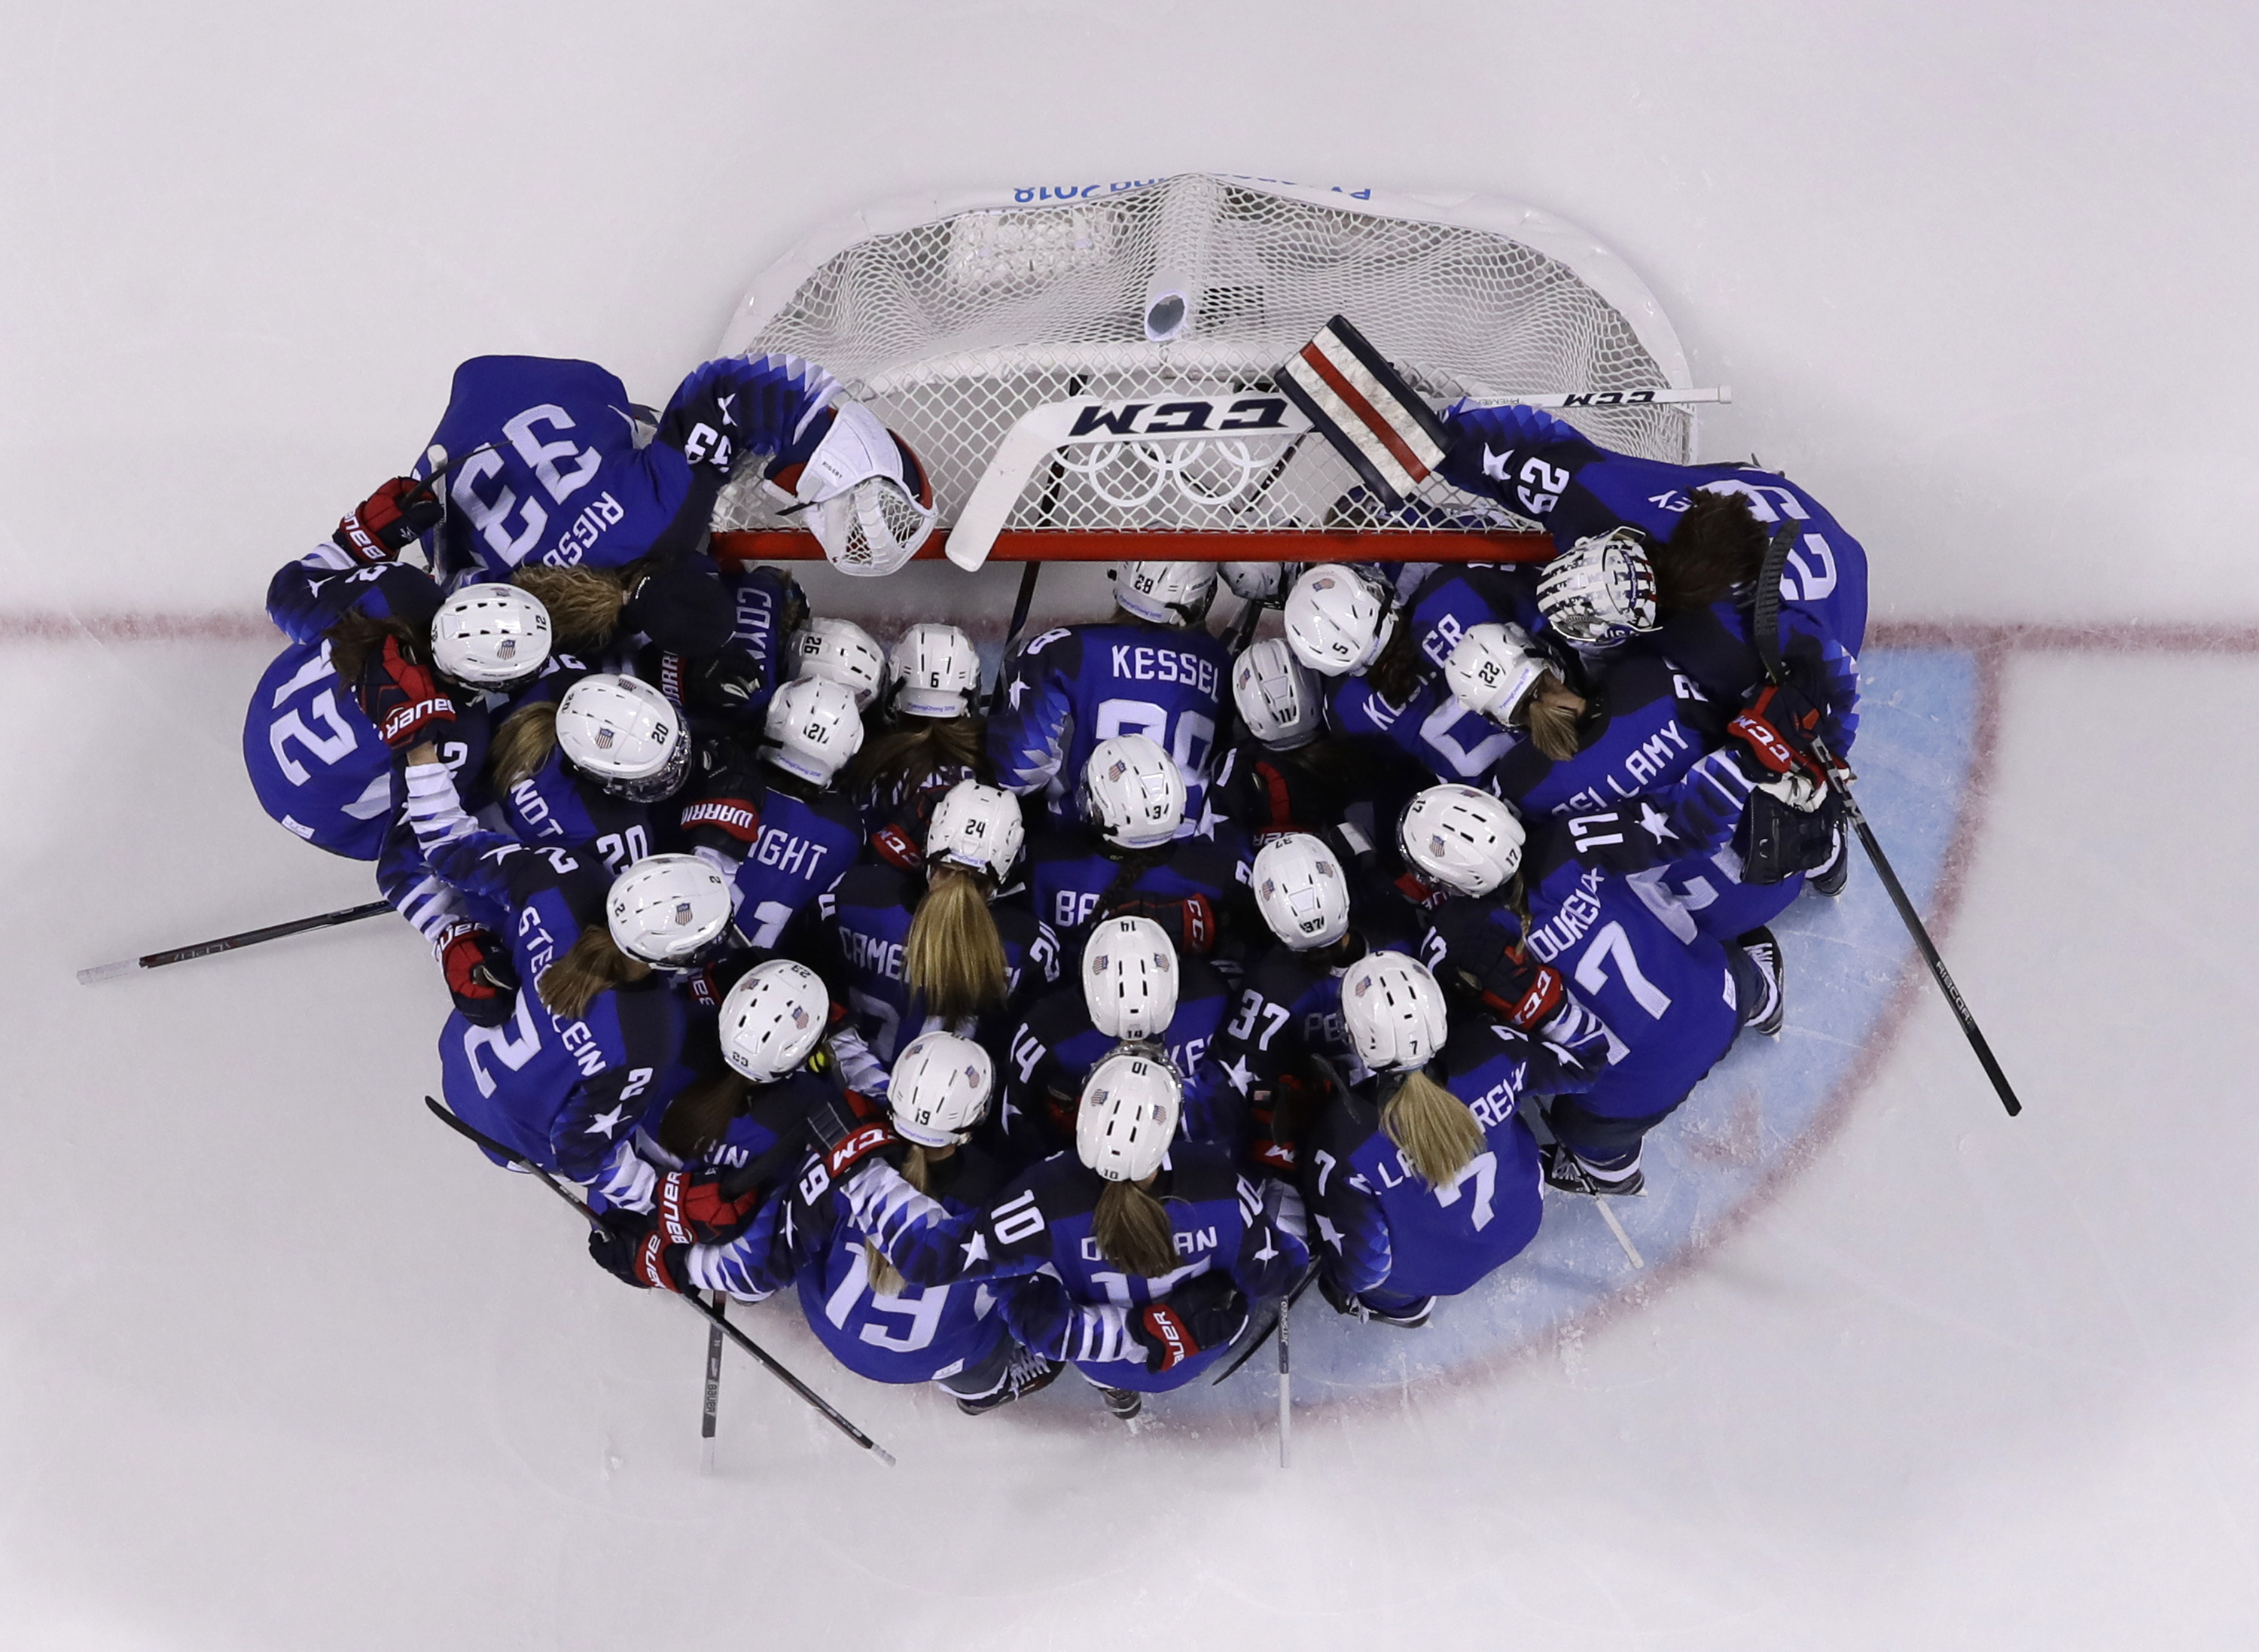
<box><xmin>354</xmin><ymin>635</ymin><xmax>457</xmax><ymax>749</ymax></box>
<box><xmin>1104</xmin><ymin>893</ymin><xmax>1219</xmax><ymax>956</ymax></box>
<box><xmin>806</xmin><ymin>1090</ymin><xmax>904</xmax><ymax>1180</ymax></box>
<box><xmin>1133</xmin><ymin>1273</ymin><xmax>1250</xmax><ymax>1372</ymax></box>
<box><xmin>587</xmin><ymin>1210</ymin><xmax>689</xmax><ymax>1293</ymax></box>
<box><xmin>653</xmin><ymin>1168</ymin><xmax>762</xmax><ymax>1246</ymax></box>
<box><xmin>332</xmin><ymin>477</ymin><xmax>445</xmax><ymax>566</ymax></box>
<box><xmin>1727</xmin><ymin>684</ymin><xmax>1828</xmax><ymax>783</ymax></box>
<box><xmin>438</xmin><ymin>923</ymin><xmax>519</xmax><ymax>1028</ymax></box>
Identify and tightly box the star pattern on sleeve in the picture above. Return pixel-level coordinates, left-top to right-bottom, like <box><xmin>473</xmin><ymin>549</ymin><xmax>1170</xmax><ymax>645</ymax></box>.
<box><xmin>1222</xmin><ymin>1054</ymin><xmax>1256</xmax><ymax>1096</ymax></box>
<box><xmin>1637</xmin><ymin>801</ymin><xmax>1676</xmax><ymax>843</ymax></box>
<box><xmin>960</xmin><ymin>1229</ymin><xmax>990</xmax><ymax>1268</ymax></box>
<box><xmin>584</xmin><ymin>1105</ymin><xmax>629</xmax><ymax>1138</ymax></box>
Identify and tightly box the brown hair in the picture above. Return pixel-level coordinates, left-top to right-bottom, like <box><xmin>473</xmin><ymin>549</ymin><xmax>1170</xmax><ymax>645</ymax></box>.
<box><xmin>657</xmin><ymin>1069</ymin><xmax>753</xmax><ymax>1162</ymax></box>
<box><xmin>846</xmin><ymin>714</ymin><xmax>986</xmax><ymax>803</ymax></box>
<box><xmin>1362</xmin><ymin>614</ymin><xmax>1426</xmax><ymax>706</ymax></box>
<box><xmin>1381</xmin><ymin>1067</ymin><xmax>1484</xmax><ymax>1187</ymax></box>
<box><xmin>535</xmin><ymin>924</ymin><xmax>650</xmax><ymax>1020</ymax></box>
<box><xmin>1090</xmin><ymin>1177</ymin><xmax>1179</xmax><ymax>1278</ymax></box>
<box><xmin>510</xmin><ymin>564</ymin><xmax>633</xmax><ymax>652</ymax></box>
<box><xmin>904</xmin><ymin>867</ymin><xmax>1008</xmax><ymax>1023</ymax></box>
<box><xmin>323</xmin><ymin>611</ymin><xmax>422</xmax><ymax>687</ymax></box>
<box><xmin>489</xmin><ymin>701</ymin><xmax>560</xmax><ymax>791</ymax></box>
<box><xmin>1521</xmin><ymin>670</ymin><xmax>1584</xmax><ymax>762</ymax></box>
<box><xmin>863</xmin><ymin>1145</ymin><xmax>938</xmax><ymax>1295</ymax></box>
<box><xmin>1657</xmin><ymin>489</ymin><xmax>1766</xmax><ymax>616</ymax></box>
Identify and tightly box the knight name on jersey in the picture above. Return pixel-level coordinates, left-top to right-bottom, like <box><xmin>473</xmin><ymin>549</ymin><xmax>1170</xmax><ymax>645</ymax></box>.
<box><xmin>751</xmin><ymin>824</ymin><xmax>837</xmax><ymax>879</ymax></box>
<box><xmin>1522</xmin><ymin>866</ymin><xmax>1608</xmax><ymax>965</ymax></box>
<box><xmin>1107</xmin><ymin>644</ymin><xmax>1221</xmax><ymax>697</ymax></box>
<box><xmin>1553</xmin><ymin>720</ymin><xmax>1695</xmax><ymax>814</ymax></box>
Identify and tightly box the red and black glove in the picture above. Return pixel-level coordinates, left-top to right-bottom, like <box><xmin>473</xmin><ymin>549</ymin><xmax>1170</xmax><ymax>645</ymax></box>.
<box><xmin>438</xmin><ymin>924</ymin><xmax>519</xmax><ymax>1028</ymax></box>
<box><xmin>1727</xmin><ymin>683</ymin><xmax>1828</xmax><ymax>785</ymax></box>
<box><xmin>587</xmin><ymin>1210</ymin><xmax>688</xmax><ymax>1293</ymax></box>
<box><xmin>332</xmin><ymin>476</ymin><xmax>444</xmax><ymax>566</ymax></box>
<box><xmin>1477</xmin><ymin>952</ymin><xmax>1565</xmax><ymax>1032</ymax></box>
<box><xmin>1105</xmin><ymin>893</ymin><xmax>1218</xmax><ymax>956</ymax></box>
<box><xmin>652</xmin><ymin>1168</ymin><xmax>761</xmax><ymax>1246</ymax></box>
<box><xmin>1132</xmin><ymin>1273</ymin><xmax>1250</xmax><ymax>1372</ymax></box>
<box><xmin>354</xmin><ymin>635</ymin><xmax>457</xmax><ymax>749</ymax></box>
<box><xmin>806</xmin><ymin>1089</ymin><xmax>902</xmax><ymax>1180</ymax></box>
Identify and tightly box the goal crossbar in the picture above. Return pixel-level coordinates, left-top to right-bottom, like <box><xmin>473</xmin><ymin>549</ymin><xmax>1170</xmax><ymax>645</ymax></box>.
<box><xmin>709</xmin><ymin>529</ymin><xmax>1553</xmax><ymax>566</ymax></box>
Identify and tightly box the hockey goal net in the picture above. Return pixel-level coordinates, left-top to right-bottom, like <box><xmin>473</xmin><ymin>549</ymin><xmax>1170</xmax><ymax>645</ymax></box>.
<box><xmin>709</xmin><ymin>173</ymin><xmax>1698</xmax><ymax>565</ymax></box>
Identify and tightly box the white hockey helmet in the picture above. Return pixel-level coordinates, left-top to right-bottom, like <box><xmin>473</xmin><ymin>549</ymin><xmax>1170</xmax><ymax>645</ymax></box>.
<box><xmin>1082</xmin><ymin>916</ymin><xmax>1181</xmax><ymax>1043</ymax></box>
<box><xmin>556</xmin><ymin>674</ymin><xmax>691</xmax><ymax>801</ymax></box>
<box><xmin>1251</xmin><ymin>831</ymin><xmax>1351</xmax><ymax>950</ymax></box>
<box><xmin>1535</xmin><ymin>527</ymin><xmax>1660</xmax><ymax>647</ymax></box>
<box><xmin>889</xmin><ymin>621</ymin><xmax>981</xmax><ymax>718</ymax></box>
<box><xmin>1218</xmin><ymin>561</ymin><xmax>1304</xmax><ymax>604</ymax></box>
<box><xmin>796</xmin><ymin>401</ymin><xmax>937</xmax><ymax>578</ymax></box>
<box><xmin>1283</xmin><ymin>565</ymin><xmax>1398</xmax><ymax>676</ymax></box>
<box><xmin>1398</xmin><ymin>785</ymin><xmax>1525</xmax><ymax>898</ymax></box>
<box><xmin>605</xmin><ymin>852</ymin><xmax>735</xmax><ymax>965</ymax></box>
<box><xmin>1079</xmin><ymin>733</ymin><xmax>1186</xmax><ymax>849</ymax></box>
<box><xmin>1443</xmin><ymin>622</ymin><xmax>1550</xmax><ymax>727</ymax></box>
<box><xmin>1341</xmin><ymin>952</ymin><xmax>1450</xmax><ymax>1074</ymax></box>
<box><xmin>1231</xmin><ymin>637</ymin><xmax>1323</xmax><ymax>750</ymax></box>
<box><xmin>761</xmin><ymin>675</ymin><xmax>864</xmax><ymax>785</ymax></box>
<box><xmin>925</xmin><ymin>778</ymin><xmax>1025</xmax><ymax>882</ymax></box>
<box><xmin>787</xmin><ymin>617</ymin><xmax>887</xmax><ymax>710</ymax></box>
<box><xmin>430</xmin><ymin>582</ymin><xmax>551</xmax><ymax>688</ymax></box>
<box><xmin>1112</xmin><ymin>560</ymin><xmax>1218</xmax><ymax>626</ymax></box>
<box><xmin>1075</xmin><ymin>1050</ymin><xmax>1183</xmax><ymax>1184</ymax></box>
<box><xmin>888</xmin><ymin>1030</ymin><xmax>995</xmax><ymax>1148</ymax></box>
<box><xmin>718</xmin><ymin>959</ymin><xmax>829</xmax><ymax>1083</ymax></box>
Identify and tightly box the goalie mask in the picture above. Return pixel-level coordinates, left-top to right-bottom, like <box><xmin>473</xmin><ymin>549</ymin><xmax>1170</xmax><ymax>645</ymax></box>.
<box><xmin>605</xmin><ymin>853</ymin><xmax>735</xmax><ymax>965</ymax></box>
<box><xmin>1082</xmin><ymin>916</ymin><xmax>1181</xmax><ymax>1043</ymax></box>
<box><xmin>430</xmin><ymin>583</ymin><xmax>551</xmax><ymax>689</ymax></box>
<box><xmin>1076</xmin><ymin>1050</ymin><xmax>1182</xmax><ymax>1184</ymax></box>
<box><xmin>762</xmin><ymin>676</ymin><xmax>864</xmax><ymax>785</ymax></box>
<box><xmin>718</xmin><ymin>959</ymin><xmax>829</xmax><ymax>1084</ymax></box>
<box><xmin>1232</xmin><ymin>637</ymin><xmax>1322</xmax><ymax>750</ymax></box>
<box><xmin>1535</xmin><ymin>527</ymin><xmax>1659</xmax><ymax>648</ymax></box>
<box><xmin>889</xmin><ymin>621</ymin><xmax>980</xmax><ymax>718</ymax></box>
<box><xmin>788</xmin><ymin>617</ymin><xmax>887</xmax><ymax>710</ymax></box>
<box><xmin>1398</xmin><ymin>784</ymin><xmax>1524</xmax><ymax>898</ymax></box>
<box><xmin>1111</xmin><ymin>561</ymin><xmax>1218</xmax><ymax>626</ymax></box>
<box><xmin>556</xmin><ymin>674</ymin><xmax>692</xmax><ymax>802</ymax></box>
<box><xmin>1252</xmin><ymin>832</ymin><xmax>1350</xmax><ymax>950</ymax></box>
<box><xmin>1443</xmin><ymin>622</ymin><xmax>1548</xmax><ymax>728</ymax></box>
<box><xmin>889</xmin><ymin>1032</ymin><xmax>995</xmax><ymax>1148</ymax></box>
<box><xmin>1283</xmin><ymin>565</ymin><xmax>1397</xmax><ymax>677</ymax></box>
<box><xmin>795</xmin><ymin>401</ymin><xmax>937</xmax><ymax>578</ymax></box>
<box><xmin>1080</xmin><ymin>734</ymin><xmax>1186</xmax><ymax>849</ymax></box>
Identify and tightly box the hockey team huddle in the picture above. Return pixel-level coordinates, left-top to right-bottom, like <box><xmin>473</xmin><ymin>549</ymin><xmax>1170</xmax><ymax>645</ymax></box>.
<box><xmin>244</xmin><ymin>343</ymin><xmax>1868</xmax><ymax>1419</ymax></box>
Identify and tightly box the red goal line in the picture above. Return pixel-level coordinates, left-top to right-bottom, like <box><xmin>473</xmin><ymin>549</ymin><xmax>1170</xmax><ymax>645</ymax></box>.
<box><xmin>710</xmin><ymin>529</ymin><xmax>1553</xmax><ymax>566</ymax></box>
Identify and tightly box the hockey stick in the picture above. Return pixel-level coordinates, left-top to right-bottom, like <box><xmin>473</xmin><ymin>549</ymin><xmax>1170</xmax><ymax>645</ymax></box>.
<box><xmin>422</xmin><ymin>1096</ymin><xmax>897</xmax><ymax>1466</ymax></box>
<box><xmin>1212</xmin><ymin>1264</ymin><xmax>1319</xmax><ymax>1385</ymax></box>
<box><xmin>1524</xmin><ymin>1102</ymin><xmax>1645</xmax><ymax>1269</ymax></box>
<box><xmin>1750</xmin><ymin>529</ymin><xmax>2023</xmax><ymax>1118</ymax></box>
<box><xmin>1277</xmin><ymin>1285</ymin><xmax>1292</xmax><ymax>1470</ymax></box>
<box><xmin>986</xmin><ymin>561</ymin><xmax>1043</xmax><ymax>716</ymax></box>
<box><xmin>700</xmin><ymin>1297</ymin><xmax>725</xmax><ymax>1476</ymax></box>
<box><xmin>77</xmin><ymin>899</ymin><xmax>395</xmax><ymax>985</ymax></box>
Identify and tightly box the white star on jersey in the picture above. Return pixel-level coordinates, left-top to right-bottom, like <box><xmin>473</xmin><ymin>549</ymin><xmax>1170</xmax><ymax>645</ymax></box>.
<box><xmin>1637</xmin><ymin>800</ymin><xmax>1676</xmax><ymax>843</ymax></box>
<box><xmin>584</xmin><ymin>1105</ymin><xmax>628</xmax><ymax>1138</ymax></box>
<box><xmin>960</xmin><ymin>1230</ymin><xmax>989</xmax><ymax>1268</ymax></box>
<box><xmin>1315</xmin><ymin>1212</ymin><xmax>1345</xmax><ymax>1251</ymax></box>
<box><xmin>1006</xmin><ymin>675</ymin><xmax>1028</xmax><ymax>710</ymax></box>
<box><xmin>1222</xmin><ymin>1054</ymin><xmax>1256</xmax><ymax>1096</ymax></box>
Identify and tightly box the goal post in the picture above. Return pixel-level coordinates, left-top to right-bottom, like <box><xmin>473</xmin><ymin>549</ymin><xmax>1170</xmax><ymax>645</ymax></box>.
<box><xmin>709</xmin><ymin>173</ymin><xmax>1697</xmax><ymax>573</ymax></box>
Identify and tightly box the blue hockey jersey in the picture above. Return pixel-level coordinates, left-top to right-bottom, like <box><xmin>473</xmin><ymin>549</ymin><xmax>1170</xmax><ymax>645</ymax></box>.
<box><xmin>988</xmin><ymin>621</ymin><xmax>1230</xmax><ymax>831</ymax></box>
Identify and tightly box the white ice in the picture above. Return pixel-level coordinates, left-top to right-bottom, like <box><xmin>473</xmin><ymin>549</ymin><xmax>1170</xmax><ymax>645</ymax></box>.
<box><xmin>4</xmin><ymin>5</ymin><xmax>2257</xmax><ymax>1647</ymax></box>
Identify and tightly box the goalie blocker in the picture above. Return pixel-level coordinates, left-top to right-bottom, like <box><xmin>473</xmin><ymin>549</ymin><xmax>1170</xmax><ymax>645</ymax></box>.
<box><xmin>1274</xmin><ymin>314</ymin><xmax>1453</xmax><ymax>506</ymax></box>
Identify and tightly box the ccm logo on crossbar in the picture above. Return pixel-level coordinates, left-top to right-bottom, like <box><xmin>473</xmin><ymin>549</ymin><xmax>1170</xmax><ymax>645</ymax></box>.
<box><xmin>1066</xmin><ymin>395</ymin><xmax>1293</xmax><ymax>438</ymax></box>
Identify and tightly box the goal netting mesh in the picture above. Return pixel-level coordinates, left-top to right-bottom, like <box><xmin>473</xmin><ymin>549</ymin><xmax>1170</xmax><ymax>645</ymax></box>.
<box><xmin>713</xmin><ymin>173</ymin><xmax>1690</xmax><ymax>547</ymax></box>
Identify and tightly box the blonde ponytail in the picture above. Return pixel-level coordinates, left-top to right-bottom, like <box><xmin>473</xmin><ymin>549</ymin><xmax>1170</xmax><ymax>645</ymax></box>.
<box><xmin>1091</xmin><ymin>1178</ymin><xmax>1179</xmax><ymax>1279</ymax></box>
<box><xmin>657</xmin><ymin>1070</ymin><xmax>752</xmax><ymax>1163</ymax></box>
<box><xmin>535</xmin><ymin>923</ymin><xmax>649</xmax><ymax>1021</ymax></box>
<box><xmin>511</xmin><ymin>565</ymin><xmax>631</xmax><ymax>652</ymax></box>
<box><xmin>904</xmin><ymin>867</ymin><xmax>1008</xmax><ymax>1023</ymax></box>
<box><xmin>1380</xmin><ymin>1068</ymin><xmax>1484</xmax><ymax>1187</ymax></box>
<box><xmin>1523</xmin><ymin>670</ymin><xmax>1582</xmax><ymax>762</ymax></box>
<box><xmin>863</xmin><ymin>1146</ymin><xmax>936</xmax><ymax>1297</ymax></box>
<box><xmin>490</xmin><ymin>702</ymin><xmax>560</xmax><ymax>791</ymax></box>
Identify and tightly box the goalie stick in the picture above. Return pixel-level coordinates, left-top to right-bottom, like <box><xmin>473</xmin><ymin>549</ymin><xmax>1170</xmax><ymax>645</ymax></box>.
<box><xmin>77</xmin><ymin>899</ymin><xmax>394</xmax><ymax>984</ymax></box>
<box><xmin>423</xmin><ymin>1096</ymin><xmax>897</xmax><ymax>1466</ymax></box>
<box><xmin>1750</xmin><ymin>526</ymin><xmax>2023</xmax><ymax>1118</ymax></box>
<box><xmin>700</xmin><ymin>1297</ymin><xmax>725</xmax><ymax>1477</ymax></box>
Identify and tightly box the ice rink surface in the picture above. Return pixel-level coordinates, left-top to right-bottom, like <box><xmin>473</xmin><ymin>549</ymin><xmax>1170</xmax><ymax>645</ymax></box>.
<box><xmin>5</xmin><ymin>3</ymin><xmax>2257</xmax><ymax>1647</ymax></box>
